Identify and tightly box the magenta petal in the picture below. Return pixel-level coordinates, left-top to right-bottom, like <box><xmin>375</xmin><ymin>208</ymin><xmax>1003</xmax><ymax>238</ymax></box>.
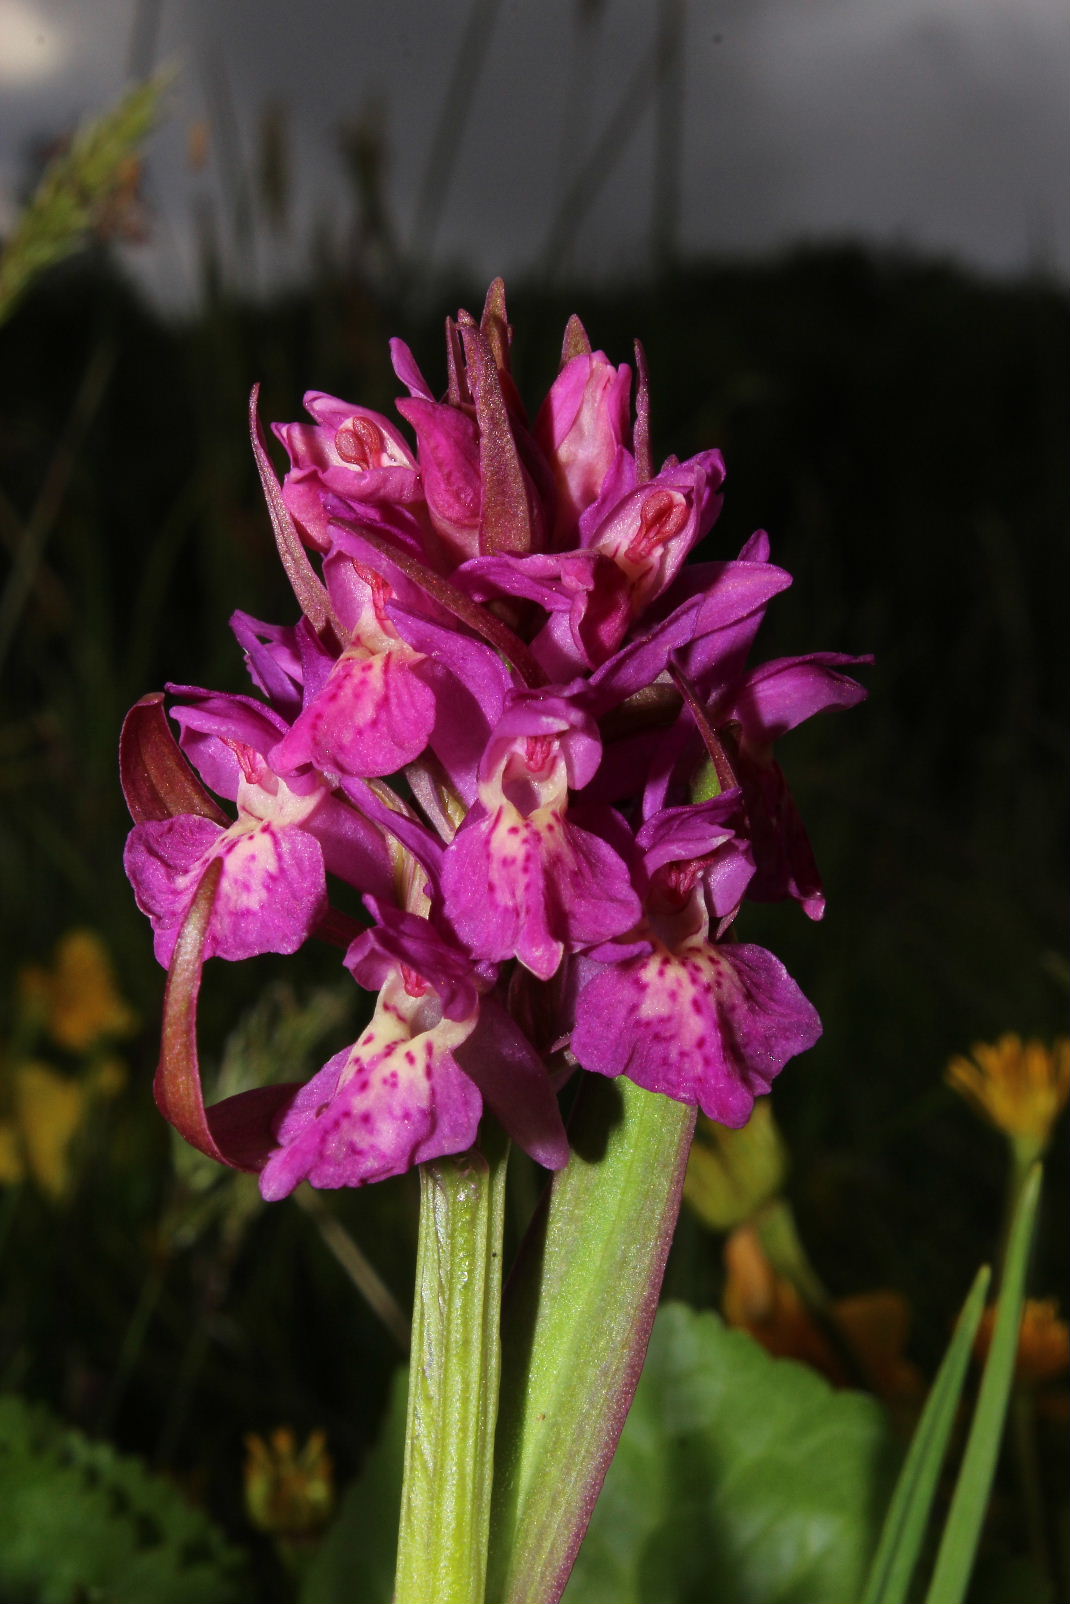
<box><xmin>389</xmin><ymin>336</ymin><xmax>436</xmax><ymax>400</ymax></box>
<box><xmin>125</xmin><ymin>815</ymin><xmax>223</xmax><ymax>966</ymax></box>
<box><xmin>169</xmin><ymin>689</ymin><xmax>289</xmax><ymax>800</ymax></box>
<box><xmin>258</xmin><ymin>1020</ymin><xmax>483</xmax><ymax>1200</ymax></box>
<box><xmin>271</xmin><ymin>651</ymin><xmax>436</xmax><ymax>779</ymax></box>
<box><xmin>395</xmin><ymin>395</ymin><xmax>483</xmax><ymax>557</ymax></box>
<box><xmin>441</xmin><ymin>805</ymin><xmax>640</xmax><ymax>980</ymax></box>
<box><xmin>125</xmin><ymin>814</ymin><xmax>327</xmax><ymax>968</ymax></box>
<box><xmin>571</xmin><ymin>939</ymin><xmax>821</xmax><ymax>1126</ymax></box>
<box><xmin>737</xmin><ymin>753</ymin><xmax>826</xmax><ymax>919</ymax></box>
<box><xmin>733</xmin><ymin>651</ymin><xmax>872</xmax><ymax>745</ymax></box>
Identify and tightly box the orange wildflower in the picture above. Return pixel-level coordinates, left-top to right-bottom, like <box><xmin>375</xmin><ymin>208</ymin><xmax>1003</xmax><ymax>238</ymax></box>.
<box><xmin>723</xmin><ymin>1223</ymin><xmax>923</xmax><ymax>1408</ymax></box>
<box><xmin>946</xmin><ymin>1033</ymin><xmax>1069</xmax><ymax>1151</ymax></box>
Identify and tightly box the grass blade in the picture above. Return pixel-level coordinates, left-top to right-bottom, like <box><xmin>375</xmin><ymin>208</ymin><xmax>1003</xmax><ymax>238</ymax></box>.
<box><xmin>860</xmin><ymin>1263</ymin><xmax>991</xmax><ymax>1604</ymax></box>
<box><xmin>923</xmin><ymin>1163</ymin><xmax>1043</xmax><ymax>1604</ymax></box>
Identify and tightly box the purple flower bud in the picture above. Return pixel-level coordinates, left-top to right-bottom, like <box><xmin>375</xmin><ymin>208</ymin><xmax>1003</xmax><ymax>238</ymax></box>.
<box><xmin>536</xmin><ymin>352</ymin><xmax>632</xmax><ymax>544</ymax></box>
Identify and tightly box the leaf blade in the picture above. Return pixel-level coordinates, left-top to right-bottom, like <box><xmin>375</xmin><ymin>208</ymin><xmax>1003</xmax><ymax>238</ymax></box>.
<box><xmin>922</xmin><ymin>1163</ymin><xmax>1044</xmax><ymax>1604</ymax></box>
<box><xmin>859</xmin><ymin>1262</ymin><xmax>992</xmax><ymax>1604</ymax></box>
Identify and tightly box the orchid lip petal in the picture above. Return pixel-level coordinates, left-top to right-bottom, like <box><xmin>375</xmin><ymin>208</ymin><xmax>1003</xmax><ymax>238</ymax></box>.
<box><xmin>571</xmin><ymin>936</ymin><xmax>821</xmax><ymax>1125</ymax></box>
<box><xmin>257</xmin><ymin>972</ymin><xmax>484</xmax><ymax>1198</ymax></box>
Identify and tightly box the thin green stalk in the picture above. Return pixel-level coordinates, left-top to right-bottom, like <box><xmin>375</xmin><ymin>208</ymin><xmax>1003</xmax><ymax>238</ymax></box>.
<box><xmin>393</xmin><ymin>1129</ymin><xmax>509</xmax><ymax>1604</ymax></box>
<box><xmin>860</xmin><ymin>1264</ymin><xmax>991</xmax><ymax>1604</ymax></box>
<box><xmin>923</xmin><ymin>1163</ymin><xmax>1043</xmax><ymax>1604</ymax></box>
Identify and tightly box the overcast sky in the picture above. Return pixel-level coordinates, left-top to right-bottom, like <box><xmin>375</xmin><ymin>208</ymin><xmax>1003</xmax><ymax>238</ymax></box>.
<box><xmin>2</xmin><ymin>0</ymin><xmax>1068</xmax><ymax>308</ymax></box>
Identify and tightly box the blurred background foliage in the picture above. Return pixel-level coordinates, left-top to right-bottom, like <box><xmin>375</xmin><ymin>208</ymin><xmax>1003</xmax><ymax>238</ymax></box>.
<box><xmin>0</xmin><ymin>60</ymin><xmax>1067</xmax><ymax>1603</ymax></box>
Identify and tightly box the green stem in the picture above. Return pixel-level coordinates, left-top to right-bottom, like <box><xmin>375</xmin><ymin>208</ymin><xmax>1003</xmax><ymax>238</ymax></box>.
<box><xmin>393</xmin><ymin>1128</ymin><xmax>509</xmax><ymax>1604</ymax></box>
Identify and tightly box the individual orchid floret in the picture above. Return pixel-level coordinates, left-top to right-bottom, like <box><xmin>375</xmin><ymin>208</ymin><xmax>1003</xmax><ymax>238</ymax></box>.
<box><xmin>453</xmin><ymin>547</ymin><xmax>633</xmax><ymax>678</ymax></box>
<box><xmin>124</xmin><ymin>744</ymin><xmax>329</xmax><ymax>969</ymax></box>
<box><xmin>274</xmin><ymin>391</ymin><xmax>420</xmax><ymax>550</ymax></box>
<box><xmin>570</xmin><ymin>805</ymin><xmax>819</xmax><ymax>1126</ymax></box>
<box><xmin>583</xmin><ymin>450</ymin><xmax>726</xmax><ymax>618</ymax></box>
<box><xmin>535</xmin><ymin>347</ymin><xmax>633</xmax><ymax>545</ymax></box>
<box><xmin>258</xmin><ymin>937</ymin><xmax>484</xmax><ymax>1199</ymax></box>
<box><xmin>441</xmin><ymin>690</ymin><xmax>641</xmax><ymax>979</ymax></box>
<box><xmin>257</xmin><ymin>897</ymin><xmax>568</xmax><ymax>1196</ymax></box>
<box><xmin>270</xmin><ymin>563</ymin><xmax>437</xmax><ymax>781</ymax></box>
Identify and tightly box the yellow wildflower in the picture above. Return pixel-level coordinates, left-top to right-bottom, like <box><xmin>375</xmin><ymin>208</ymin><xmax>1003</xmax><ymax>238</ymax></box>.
<box><xmin>946</xmin><ymin>1033</ymin><xmax>1069</xmax><ymax>1150</ymax></box>
<box><xmin>0</xmin><ymin>1061</ymin><xmax>87</xmax><ymax>1200</ymax></box>
<box><xmin>19</xmin><ymin>929</ymin><xmax>137</xmax><ymax>1052</ymax></box>
<box><xmin>244</xmin><ymin>1427</ymin><xmax>335</xmax><ymax>1542</ymax></box>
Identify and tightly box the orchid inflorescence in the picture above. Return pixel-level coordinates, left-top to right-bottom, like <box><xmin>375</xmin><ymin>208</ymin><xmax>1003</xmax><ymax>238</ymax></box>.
<box><xmin>120</xmin><ymin>281</ymin><xmax>869</xmax><ymax>1199</ymax></box>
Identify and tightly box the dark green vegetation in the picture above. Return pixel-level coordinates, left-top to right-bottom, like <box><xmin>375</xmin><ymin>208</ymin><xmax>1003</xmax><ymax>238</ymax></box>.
<box><xmin>0</xmin><ymin>245</ymin><xmax>1066</xmax><ymax>1600</ymax></box>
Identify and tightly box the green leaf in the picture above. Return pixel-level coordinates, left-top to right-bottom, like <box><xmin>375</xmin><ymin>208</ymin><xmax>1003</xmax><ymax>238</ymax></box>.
<box><xmin>489</xmin><ymin>1076</ymin><xmax>695</xmax><ymax>1604</ymax></box>
<box><xmin>562</xmin><ymin>1302</ymin><xmax>900</xmax><ymax>1604</ymax></box>
<box><xmin>0</xmin><ymin>1393</ymin><xmax>245</xmax><ymax>1604</ymax></box>
<box><xmin>923</xmin><ymin>1163</ymin><xmax>1044</xmax><ymax>1604</ymax></box>
<box><xmin>860</xmin><ymin>1263</ymin><xmax>992</xmax><ymax>1604</ymax></box>
<box><xmin>300</xmin><ymin>1368</ymin><xmax>408</xmax><ymax>1604</ymax></box>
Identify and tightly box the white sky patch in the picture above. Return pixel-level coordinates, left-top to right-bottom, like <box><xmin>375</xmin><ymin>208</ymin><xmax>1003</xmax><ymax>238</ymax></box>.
<box><xmin>0</xmin><ymin>0</ymin><xmax>69</xmax><ymax>83</ymax></box>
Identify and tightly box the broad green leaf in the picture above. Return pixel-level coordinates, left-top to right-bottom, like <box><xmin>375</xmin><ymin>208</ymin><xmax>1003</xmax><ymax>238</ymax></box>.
<box><xmin>860</xmin><ymin>1263</ymin><xmax>991</xmax><ymax>1604</ymax></box>
<box><xmin>0</xmin><ymin>1393</ymin><xmax>245</xmax><ymax>1604</ymax></box>
<box><xmin>562</xmin><ymin>1302</ymin><xmax>900</xmax><ymax>1604</ymax></box>
<box><xmin>924</xmin><ymin>1163</ymin><xmax>1043</xmax><ymax>1604</ymax></box>
<box><xmin>299</xmin><ymin>1368</ymin><xmax>408</xmax><ymax>1604</ymax></box>
<box><xmin>489</xmin><ymin>1076</ymin><xmax>695</xmax><ymax>1604</ymax></box>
